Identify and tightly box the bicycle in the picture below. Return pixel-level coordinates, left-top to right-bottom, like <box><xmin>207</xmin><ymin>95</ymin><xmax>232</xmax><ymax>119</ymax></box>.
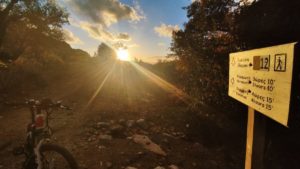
<box><xmin>7</xmin><ymin>98</ymin><xmax>78</xmax><ymax>169</ymax></box>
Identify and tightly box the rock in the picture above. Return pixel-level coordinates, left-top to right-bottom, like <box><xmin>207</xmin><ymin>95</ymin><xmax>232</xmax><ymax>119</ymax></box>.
<box><xmin>125</xmin><ymin>167</ymin><xmax>138</xmax><ymax>169</ymax></box>
<box><xmin>136</xmin><ymin>118</ymin><xmax>145</xmax><ymax>124</ymax></box>
<box><xmin>192</xmin><ymin>162</ymin><xmax>197</xmax><ymax>167</ymax></box>
<box><xmin>126</xmin><ymin>120</ymin><xmax>135</xmax><ymax>128</ymax></box>
<box><xmin>99</xmin><ymin>134</ymin><xmax>112</xmax><ymax>140</ymax></box>
<box><xmin>168</xmin><ymin>165</ymin><xmax>179</xmax><ymax>169</ymax></box>
<box><xmin>162</xmin><ymin>138</ymin><xmax>169</xmax><ymax>143</ymax></box>
<box><xmin>132</xmin><ymin>134</ymin><xmax>167</xmax><ymax>156</ymax></box>
<box><xmin>136</xmin><ymin>119</ymin><xmax>148</xmax><ymax>129</ymax></box>
<box><xmin>106</xmin><ymin>161</ymin><xmax>113</xmax><ymax>168</ymax></box>
<box><xmin>154</xmin><ymin>166</ymin><xmax>165</xmax><ymax>169</ymax></box>
<box><xmin>118</xmin><ymin>119</ymin><xmax>126</xmax><ymax>125</ymax></box>
<box><xmin>209</xmin><ymin>160</ymin><xmax>218</xmax><ymax>167</ymax></box>
<box><xmin>98</xmin><ymin>134</ymin><xmax>112</xmax><ymax>141</ymax></box>
<box><xmin>110</xmin><ymin>124</ymin><xmax>125</xmax><ymax>137</ymax></box>
<box><xmin>137</xmin><ymin>151</ymin><xmax>144</xmax><ymax>155</ymax></box>
<box><xmin>96</xmin><ymin>122</ymin><xmax>110</xmax><ymax>128</ymax></box>
<box><xmin>98</xmin><ymin>145</ymin><xmax>106</xmax><ymax>149</ymax></box>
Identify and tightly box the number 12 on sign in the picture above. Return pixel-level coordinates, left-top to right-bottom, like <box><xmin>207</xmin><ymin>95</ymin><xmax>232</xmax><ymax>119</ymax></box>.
<box><xmin>253</xmin><ymin>55</ymin><xmax>270</xmax><ymax>71</ymax></box>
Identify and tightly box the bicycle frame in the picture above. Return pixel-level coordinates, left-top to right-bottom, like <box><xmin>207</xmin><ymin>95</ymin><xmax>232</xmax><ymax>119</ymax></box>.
<box><xmin>22</xmin><ymin>102</ymin><xmax>53</xmax><ymax>169</ymax></box>
<box><xmin>10</xmin><ymin>99</ymin><xmax>75</xmax><ymax>169</ymax></box>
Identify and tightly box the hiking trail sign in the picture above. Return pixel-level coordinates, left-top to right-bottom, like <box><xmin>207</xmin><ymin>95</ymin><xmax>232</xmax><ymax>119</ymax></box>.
<box><xmin>228</xmin><ymin>42</ymin><xmax>296</xmax><ymax>126</ymax></box>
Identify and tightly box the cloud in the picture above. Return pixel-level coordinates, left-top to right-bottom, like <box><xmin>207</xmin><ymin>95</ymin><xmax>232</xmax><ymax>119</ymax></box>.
<box><xmin>116</xmin><ymin>33</ymin><xmax>131</xmax><ymax>41</ymax></box>
<box><xmin>154</xmin><ymin>23</ymin><xmax>180</xmax><ymax>38</ymax></box>
<box><xmin>63</xmin><ymin>29</ymin><xmax>83</xmax><ymax>44</ymax></box>
<box><xmin>157</xmin><ymin>42</ymin><xmax>166</xmax><ymax>47</ymax></box>
<box><xmin>78</xmin><ymin>21</ymin><xmax>131</xmax><ymax>42</ymax></box>
<box><xmin>128</xmin><ymin>43</ymin><xmax>140</xmax><ymax>48</ymax></box>
<box><xmin>67</xmin><ymin>0</ymin><xmax>144</xmax><ymax>27</ymax></box>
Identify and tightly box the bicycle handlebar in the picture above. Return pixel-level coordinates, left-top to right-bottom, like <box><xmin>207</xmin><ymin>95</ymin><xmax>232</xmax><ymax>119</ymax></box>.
<box><xmin>4</xmin><ymin>98</ymin><xmax>72</xmax><ymax>111</ymax></box>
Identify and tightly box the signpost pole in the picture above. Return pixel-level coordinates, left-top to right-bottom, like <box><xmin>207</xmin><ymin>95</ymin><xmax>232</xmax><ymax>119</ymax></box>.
<box><xmin>245</xmin><ymin>107</ymin><xmax>255</xmax><ymax>169</ymax></box>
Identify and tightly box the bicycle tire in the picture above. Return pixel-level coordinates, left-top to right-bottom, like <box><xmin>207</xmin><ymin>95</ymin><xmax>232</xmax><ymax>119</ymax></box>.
<box><xmin>39</xmin><ymin>143</ymin><xmax>78</xmax><ymax>169</ymax></box>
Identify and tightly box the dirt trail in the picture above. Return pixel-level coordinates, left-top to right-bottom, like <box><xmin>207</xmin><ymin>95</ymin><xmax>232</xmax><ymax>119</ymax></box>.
<box><xmin>0</xmin><ymin>62</ymin><xmax>244</xmax><ymax>169</ymax></box>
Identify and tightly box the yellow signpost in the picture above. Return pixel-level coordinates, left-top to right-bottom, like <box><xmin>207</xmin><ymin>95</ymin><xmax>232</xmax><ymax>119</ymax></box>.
<box><xmin>229</xmin><ymin>42</ymin><xmax>296</xmax><ymax>126</ymax></box>
<box><xmin>228</xmin><ymin>42</ymin><xmax>297</xmax><ymax>169</ymax></box>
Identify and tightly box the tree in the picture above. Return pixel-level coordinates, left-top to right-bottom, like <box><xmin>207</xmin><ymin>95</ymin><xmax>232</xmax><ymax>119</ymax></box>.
<box><xmin>171</xmin><ymin>0</ymin><xmax>237</xmax><ymax>109</ymax></box>
<box><xmin>0</xmin><ymin>0</ymin><xmax>69</xmax><ymax>61</ymax></box>
<box><xmin>0</xmin><ymin>0</ymin><xmax>18</xmax><ymax>48</ymax></box>
<box><xmin>236</xmin><ymin>0</ymin><xmax>300</xmax><ymax>49</ymax></box>
<box><xmin>95</xmin><ymin>43</ymin><xmax>116</xmax><ymax>61</ymax></box>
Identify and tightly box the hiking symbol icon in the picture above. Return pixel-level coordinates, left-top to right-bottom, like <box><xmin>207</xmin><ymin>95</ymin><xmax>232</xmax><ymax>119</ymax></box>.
<box><xmin>274</xmin><ymin>54</ymin><xmax>286</xmax><ymax>72</ymax></box>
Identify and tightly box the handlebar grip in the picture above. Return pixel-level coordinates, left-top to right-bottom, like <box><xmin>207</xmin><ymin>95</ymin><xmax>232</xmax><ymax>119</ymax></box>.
<box><xmin>3</xmin><ymin>101</ymin><xmax>27</xmax><ymax>107</ymax></box>
<box><xmin>3</xmin><ymin>99</ymin><xmax>72</xmax><ymax>110</ymax></box>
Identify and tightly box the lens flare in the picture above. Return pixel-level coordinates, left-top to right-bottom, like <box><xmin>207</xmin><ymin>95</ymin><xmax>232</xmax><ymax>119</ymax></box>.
<box><xmin>130</xmin><ymin>62</ymin><xmax>191</xmax><ymax>103</ymax></box>
<box><xmin>117</xmin><ymin>49</ymin><xmax>130</xmax><ymax>61</ymax></box>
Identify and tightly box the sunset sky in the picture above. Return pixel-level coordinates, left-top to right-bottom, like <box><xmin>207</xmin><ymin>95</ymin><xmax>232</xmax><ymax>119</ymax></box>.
<box><xmin>58</xmin><ymin>0</ymin><xmax>192</xmax><ymax>63</ymax></box>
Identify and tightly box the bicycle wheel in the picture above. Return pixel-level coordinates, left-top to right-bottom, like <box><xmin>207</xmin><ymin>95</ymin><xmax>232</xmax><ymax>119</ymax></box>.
<box><xmin>39</xmin><ymin>143</ymin><xmax>78</xmax><ymax>169</ymax></box>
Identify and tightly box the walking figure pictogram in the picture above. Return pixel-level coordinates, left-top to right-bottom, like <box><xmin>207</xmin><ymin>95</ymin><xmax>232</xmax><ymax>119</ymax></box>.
<box><xmin>274</xmin><ymin>54</ymin><xmax>286</xmax><ymax>72</ymax></box>
<box><xmin>276</xmin><ymin>56</ymin><xmax>283</xmax><ymax>70</ymax></box>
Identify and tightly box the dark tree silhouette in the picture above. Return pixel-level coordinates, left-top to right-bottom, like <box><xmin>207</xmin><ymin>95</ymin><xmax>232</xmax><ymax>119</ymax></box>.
<box><xmin>171</xmin><ymin>0</ymin><xmax>237</xmax><ymax>109</ymax></box>
<box><xmin>236</xmin><ymin>0</ymin><xmax>300</xmax><ymax>49</ymax></box>
<box><xmin>0</xmin><ymin>0</ymin><xmax>69</xmax><ymax>61</ymax></box>
<box><xmin>0</xmin><ymin>0</ymin><xmax>18</xmax><ymax>48</ymax></box>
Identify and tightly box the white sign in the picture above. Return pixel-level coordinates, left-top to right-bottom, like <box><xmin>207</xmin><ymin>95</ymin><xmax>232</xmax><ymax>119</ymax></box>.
<box><xmin>228</xmin><ymin>43</ymin><xmax>296</xmax><ymax>126</ymax></box>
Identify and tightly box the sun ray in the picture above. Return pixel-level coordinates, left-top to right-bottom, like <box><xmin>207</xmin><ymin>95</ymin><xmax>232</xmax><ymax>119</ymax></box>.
<box><xmin>85</xmin><ymin>62</ymin><xmax>116</xmax><ymax>109</ymax></box>
<box><xmin>129</xmin><ymin>61</ymin><xmax>191</xmax><ymax>103</ymax></box>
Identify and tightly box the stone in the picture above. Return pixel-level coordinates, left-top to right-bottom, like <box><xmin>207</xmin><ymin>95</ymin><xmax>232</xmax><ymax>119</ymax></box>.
<box><xmin>125</xmin><ymin>167</ymin><xmax>138</xmax><ymax>169</ymax></box>
<box><xmin>118</xmin><ymin>119</ymin><xmax>126</xmax><ymax>125</ymax></box>
<box><xmin>98</xmin><ymin>145</ymin><xmax>106</xmax><ymax>149</ymax></box>
<box><xmin>192</xmin><ymin>162</ymin><xmax>197</xmax><ymax>167</ymax></box>
<box><xmin>168</xmin><ymin>165</ymin><xmax>179</xmax><ymax>169</ymax></box>
<box><xmin>98</xmin><ymin>134</ymin><xmax>112</xmax><ymax>140</ymax></box>
<box><xmin>137</xmin><ymin>151</ymin><xmax>144</xmax><ymax>155</ymax></box>
<box><xmin>154</xmin><ymin>166</ymin><xmax>165</xmax><ymax>169</ymax></box>
<box><xmin>106</xmin><ymin>161</ymin><xmax>113</xmax><ymax>168</ymax></box>
<box><xmin>136</xmin><ymin>118</ymin><xmax>148</xmax><ymax>129</ymax></box>
<box><xmin>110</xmin><ymin>124</ymin><xmax>125</xmax><ymax>137</ymax></box>
<box><xmin>126</xmin><ymin>120</ymin><xmax>135</xmax><ymax>128</ymax></box>
<box><xmin>136</xmin><ymin>118</ymin><xmax>145</xmax><ymax>124</ymax></box>
<box><xmin>132</xmin><ymin>134</ymin><xmax>167</xmax><ymax>156</ymax></box>
<box><xmin>96</xmin><ymin>122</ymin><xmax>110</xmax><ymax>128</ymax></box>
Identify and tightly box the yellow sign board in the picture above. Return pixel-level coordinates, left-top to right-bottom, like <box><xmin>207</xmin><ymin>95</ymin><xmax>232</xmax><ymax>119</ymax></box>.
<box><xmin>228</xmin><ymin>43</ymin><xmax>296</xmax><ymax>126</ymax></box>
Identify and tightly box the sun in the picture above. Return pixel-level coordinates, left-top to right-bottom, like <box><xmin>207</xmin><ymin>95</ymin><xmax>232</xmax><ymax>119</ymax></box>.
<box><xmin>117</xmin><ymin>49</ymin><xmax>130</xmax><ymax>61</ymax></box>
